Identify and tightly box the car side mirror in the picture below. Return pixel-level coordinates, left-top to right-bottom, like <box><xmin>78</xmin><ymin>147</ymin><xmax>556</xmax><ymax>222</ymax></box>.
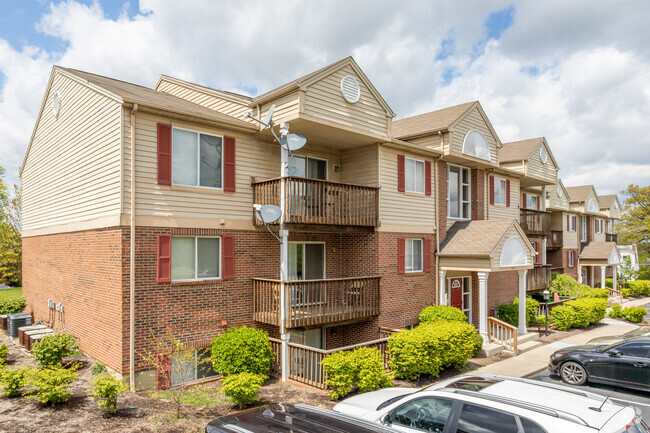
<box><xmin>608</xmin><ymin>350</ymin><xmax>622</xmax><ymax>357</ymax></box>
<box><xmin>380</xmin><ymin>413</ymin><xmax>392</xmax><ymax>426</ymax></box>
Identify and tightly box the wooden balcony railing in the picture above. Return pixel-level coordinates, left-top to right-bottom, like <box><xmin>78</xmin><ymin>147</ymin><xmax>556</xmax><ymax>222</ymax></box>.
<box><xmin>487</xmin><ymin>317</ymin><xmax>517</xmax><ymax>355</ymax></box>
<box><xmin>268</xmin><ymin>337</ymin><xmax>390</xmax><ymax>389</ymax></box>
<box><xmin>606</xmin><ymin>233</ymin><xmax>618</xmax><ymax>243</ymax></box>
<box><xmin>526</xmin><ymin>265</ymin><xmax>552</xmax><ymax>292</ymax></box>
<box><xmin>252</xmin><ymin>176</ymin><xmax>379</xmax><ymax>227</ymax></box>
<box><xmin>548</xmin><ymin>230</ymin><xmax>563</xmax><ymax>249</ymax></box>
<box><xmin>519</xmin><ymin>209</ymin><xmax>551</xmax><ymax>236</ymax></box>
<box><xmin>253</xmin><ymin>276</ymin><xmax>381</xmax><ymax>328</ymax></box>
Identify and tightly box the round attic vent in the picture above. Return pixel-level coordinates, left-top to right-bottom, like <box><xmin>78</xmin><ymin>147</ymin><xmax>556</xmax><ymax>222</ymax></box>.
<box><xmin>557</xmin><ymin>184</ymin><xmax>563</xmax><ymax>197</ymax></box>
<box><xmin>340</xmin><ymin>75</ymin><xmax>360</xmax><ymax>104</ymax></box>
<box><xmin>540</xmin><ymin>147</ymin><xmax>548</xmax><ymax>164</ymax></box>
<box><xmin>52</xmin><ymin>91</ymin><xmax>61</xmax><ymax>119</ymax></box>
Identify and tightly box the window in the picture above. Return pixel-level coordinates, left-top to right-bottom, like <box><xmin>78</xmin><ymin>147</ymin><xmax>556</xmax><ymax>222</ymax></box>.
<box><xmin>595</xmin><ymin>219</ymin><xmax>602</xmax><ymax>233</ymax></box>
<box><xmin>568</xmin><ymin>215</ymin><xmax>576</xmax><ymax>232</ymax></box>
<box><xmin>494</xmin><ymin>177</ymin><xmax>507</xmax><ymax>206</ymax></box>
<box><xmin>581</xmin><ymin>216</ymin><xmax>587</xmax><ymax>242</ymax></box>
<box><xmin>393</xmin><ymin>397</ymin><xmax>454</xmax><ymax>432</ymax></box>
<box><xmin>462</xmin><ymin>129</ymin><xmax>491</xmax><ymax>161</ymax></box>
<box><xmin>405</xmin><ymin>239</ymin><xmax>423</xmax><ymax>272</ymax></box>
<box><xmin>569</xmin><ymin>251</ymin><xmax>575</xmax><ymax>267</ymax></box>
<box><xmin>526</xmin><ymin>194</ymin><xmax>538</xmax><ymax>209</ymax></box>
<box><xmin>531</xmin><ymin>242</ymin><xmax>538</xmax><ymax>264</ymax></box>
<box><xmin>289</xmin><ymin>156</ymin><xmax>327</xmax><ymax>180</ymax></box>
<box><xmin>171</xmin><ymin>237</ymin><xmax>220</xmax><ymax>280</ymax></box>
<box><xmin>172</xmin><ymin>127</ymin><xmax>223</xmax><ymax>188</ymax></box>
<box><xmin>405</xmin><ymin>157</ymin><xmax>425</xmax><ymax>193</ymax></box>
<box><xmin>520</xmin><ymin>418</ymin><xmax>547</xmax><ymax>433</ymax></box>
<box><xmin>171</xmin><ymin>347</ymin><xmax>217</xmax><ymax>386</ymax></box>
<box><xmin>540</xmin><ymin>146</ymin><xmax>548</xmax><ymax>164</ymax></box>
<box><xmin>448</xmin><ymin>165</ymin><xmax>471</xmax><ymax>219</ymax></box>
<box><xmin>617</xmin><ymin>342</ymin><xmax>650</xmax><ymax>358</ymax></box>
<box><xmin>456</xmin><ymin>403</ymin><xmax>519</xmax><ymax>433</ymax></box>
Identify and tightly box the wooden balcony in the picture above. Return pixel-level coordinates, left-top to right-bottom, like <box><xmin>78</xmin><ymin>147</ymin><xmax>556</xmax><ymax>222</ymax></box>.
<box><xmin>606</xmin><ymin>233</ymin><xmax>617</xmax><ymax>243</ymax></box>
<box><xmin>252</xmin><ymin>177</ymin><xmax>378</xmax><ymax>227</ymax></box>
<box><xmin>548</xmin><ymin>230</ymin><xmax>563</xmax><ymax>249</ymax></box>
<box><xmin>526</xmin><ymin>265</ymin><xmax>552</xmax><ymax>292</ymax></box>
<box><xmin>253</xmin><ymin>276</ymin><xmax>380</xmax><ymax>328</ymax></box>
<box><xmin>519</xmin><ymin>209</ymin><xmax>551</xmax><ymax>236</ymax></box>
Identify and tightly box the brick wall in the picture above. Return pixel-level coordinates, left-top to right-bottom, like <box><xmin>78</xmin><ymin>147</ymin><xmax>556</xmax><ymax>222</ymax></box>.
<box><xmin>436</xmin><ymin>160</ymin><xmax>448</xmax><ymax>241</ymax></box>
<box><xmin>487</xmin><ymin>270</ymin><xmax>520</xmax><ymax>315</ymax></box>
<box><xmin>547</xmin><ymin>248</ymin><xmax>578</xmax><ymax>280</ymax></box>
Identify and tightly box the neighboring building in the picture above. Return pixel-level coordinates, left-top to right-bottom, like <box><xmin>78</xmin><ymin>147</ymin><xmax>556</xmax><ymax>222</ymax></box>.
<box><xmin>617</xmin><ymin>244</ymin><xmax>640</xmax><ymax>279</ymax></box>
<box><xmin>544</xmin><ymin>179</ymin><xmax>580</xmax><ymax>280</ymax></box>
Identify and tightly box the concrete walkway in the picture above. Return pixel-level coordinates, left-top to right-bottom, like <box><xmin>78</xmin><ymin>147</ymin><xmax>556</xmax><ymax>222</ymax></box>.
<box><xmin>473</xmin><ymin>296</ymin><xmax>649</xmax><ymax>378</ymax></box>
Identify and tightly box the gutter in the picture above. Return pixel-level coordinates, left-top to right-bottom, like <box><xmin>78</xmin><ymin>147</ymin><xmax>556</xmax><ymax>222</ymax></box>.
<box><xmin>129</xmin><ymin>103</ymin><xmax>138</xmax><ymax>392</ymax></box>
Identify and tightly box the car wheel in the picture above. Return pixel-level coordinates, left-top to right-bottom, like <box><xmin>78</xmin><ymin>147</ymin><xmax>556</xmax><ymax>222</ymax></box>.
<box><xmin>560</xmin><ymin>361</ymin><xmax>588</xmax><ymax>386</ymax></box>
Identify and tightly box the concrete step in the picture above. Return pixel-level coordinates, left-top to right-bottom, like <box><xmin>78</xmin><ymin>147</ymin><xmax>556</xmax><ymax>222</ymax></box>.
<box><xmin>516</xmin><ymin>332</ymin><xmax>540</xmax><ymax>344</ymax></box>
<box><xmin>482</xmin><ymin>342</ymin><xmax>505</xmax><ymax>357</ymax></box>
<box><xmin>504</xmin><ymin>340</ymin><xmax>542</xmax><ymax>356</ymax></box>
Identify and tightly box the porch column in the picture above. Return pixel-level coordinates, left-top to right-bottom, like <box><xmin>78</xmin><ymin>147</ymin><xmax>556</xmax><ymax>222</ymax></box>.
<box><xmin>612</xmin><ymin>266</ymin><xmax>617</xmax><ymax>290</ymax></box>
<box><xmin>518</xmin><ymin>269</ymin><xmax>528</xmax><ymax>335</ymax></box>
<box><xmin>578</xmin><ymin>265</ymin><xmax>583</xmax><ymax>284</ymax></box>
<box><xmin>590</xmin><ymin>266</ymin><xmax>595</xmax><ymax>288</ymax></box>
<box><xmin>601</xmin><ymin>266</ymin><xmax>606</xmax><ymax>289</ymax></box>
<box><xmin>478</xmin><ymin>272</ymin><xmax>489</xmax><ymax>343</ymax></box>
<box><xmin>439</xmin><ymin>270</ymin><xmax>447</xmax><ymax>305</ymax></box>
<box><xmin>542</xmin><ymin>238</ymin><xmax>547</xmax><ymax>265</ymax></box>
<box><xmin>541</xmin><ymin>186</ymin><xmax>547</xmax><ymax>211</ymax></box>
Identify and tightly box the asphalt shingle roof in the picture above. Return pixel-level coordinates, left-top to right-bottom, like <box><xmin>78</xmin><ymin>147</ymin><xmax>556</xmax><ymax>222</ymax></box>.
<box><xmin>565</xmin><ymin>185</ymin><xmax>595</xmax><ymax>203</ymax></box>
<box><xmin>498</xmin><ymin>138</ymin><xmax>542</xmax><ymax>162</ymax></box>
<box><xmin>391</xmin><ymin>101</ymin><xmax>476</xmax><ymax>139</ymax></box>
<box><xmin>579</xmin><ymin>242</ymin><xmax>618</xmax><ymax>260</ymax></box>
<box><xmin>439</xmin><ymin>219</ymin><xmax>515</xmax><ymax>256</ymax></box>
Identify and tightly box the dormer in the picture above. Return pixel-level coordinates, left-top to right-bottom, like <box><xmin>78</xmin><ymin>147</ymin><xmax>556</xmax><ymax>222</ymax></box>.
<box><xmin>547</xmin><ymin>179</ymin><xmax>570</xmax><ymax>211</ymax></box>
<box><xmin>499</xmin><ymin>137</ymin><xmax>559</xmax><ymax>187</ymax></box>
<box><xmin>565</xmin><ymin>185</ymin><xmax>602</xmax><ymax>215</ymax></box>
<box><xmin>598</xmin><ymin>194</ymin><xmax>622</xmax><ymax>220</ymax></box>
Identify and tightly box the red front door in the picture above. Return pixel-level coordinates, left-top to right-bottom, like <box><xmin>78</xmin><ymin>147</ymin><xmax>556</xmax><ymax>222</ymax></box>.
<box><xmin>449</xmin><ymin>277</ymin><xmax>463</xmax><ymax>309</ymax></box>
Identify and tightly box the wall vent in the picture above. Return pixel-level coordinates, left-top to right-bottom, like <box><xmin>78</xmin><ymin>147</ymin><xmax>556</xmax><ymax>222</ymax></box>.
<box><xmin>340</xmin><ymin>75</ymin><xmax>360</xmax><ymax>104</ymax></box>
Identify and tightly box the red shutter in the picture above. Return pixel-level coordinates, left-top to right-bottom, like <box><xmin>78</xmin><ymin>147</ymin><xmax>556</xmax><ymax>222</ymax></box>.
<box><xmin>157</xmin><ymin>123</ymin><xmax>172</xmax><ymax>185</ymax></box>
<box><xmin>567</xmin><ymin>215</ymin><xmax>570</xmax><ymax>231</ymax></box>
<box><xmin>425</xmin><ymin>161</ymin><xmax>431</xmax><ymax>196</ymax></box>
<box><xmin>223</xmin><ymin>136</ymin><xmax>236</xmax><ymax>191</ymax></box>
<box><xmin>222</xmin><ymin>235</ymin><xmax>235</xmax><ymax>279</ymax></box>
<box><xmin>423</xmin><ymin>238</ymin><xmax>432</xmax><ymax>272</ymax></box>
<box><xmin>397</xmin><ymin>155</ymin><xmax>405</xmax><ymax>192</ymax></box>
<box><xmin>489</xmin><ymin>176</ymin><xmax>494</xmax><ymax>205</ymax></box>
<box><xmin>157</xmin><ymin>234</ymin><xmax>171</xmax><ymax>283</ymax></box>
<box><xmin>398</xmin><ymin>238</ymin><xmax>405</xmax><ymax>274</ymax></box>
<box><xmin>156</xmin><ymin>353</ymin><xmax>171</xmax><ymax>390</ymax></box>
<box><xmin>523</xmin><ymin>193</ymin><xmax>527</xmax><ymax>209</ymax></box>
<box><xmin>506</xmin><ymin>180</ymin><xmax>511</xmax><ymax>207</ymax></box>
<box><xmin>536</xmin><ymin>195</ymin><xmax>540</xmax><ymax>210</ymax></box>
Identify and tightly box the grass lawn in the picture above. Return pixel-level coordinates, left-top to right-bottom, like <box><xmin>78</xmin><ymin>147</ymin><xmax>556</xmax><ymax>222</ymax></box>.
<box><xmin>0</xmin><ymin>287</ymin><xmax>22</xmax><ymax>300</ymax></box>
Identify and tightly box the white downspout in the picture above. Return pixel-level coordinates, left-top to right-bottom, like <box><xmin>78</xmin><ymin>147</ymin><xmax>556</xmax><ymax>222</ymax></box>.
<box><xmin>129</xmin><ymin>103</ymin><xmax>138</xmax><ymax>391</ymax></box>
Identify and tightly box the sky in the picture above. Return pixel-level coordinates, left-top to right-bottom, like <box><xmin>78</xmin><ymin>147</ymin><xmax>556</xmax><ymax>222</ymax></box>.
<box><xmin>1</xmin><ymin>0</ymin><xmax>649</xmax><ymax>197</ymax></box>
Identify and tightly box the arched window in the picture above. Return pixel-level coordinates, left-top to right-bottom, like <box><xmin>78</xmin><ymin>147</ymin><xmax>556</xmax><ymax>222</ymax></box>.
<box><xmin>588</xmin><ymin>199</ymin><xmax>599</xmax><ymax>213</ymax></box>
<box><xmin>500</xmin><ymin>237</ymin><xmax>528</xmax><ymax>267</ymax></box>
<box><xmin>462</xmin><ymin>130</ymin><xmax>491</xmax><ymax>161</ymax></box>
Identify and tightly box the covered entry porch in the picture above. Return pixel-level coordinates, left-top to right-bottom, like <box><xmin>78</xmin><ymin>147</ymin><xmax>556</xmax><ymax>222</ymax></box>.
<box><xmin>578</xmin><ymin>241</ymin><xmax>621</xmax><ymax>295</ymax></box>
<box><xmin>438</xmin><ymin>220</ymin><xmax>536</xmax><ymax>343</ymax></box>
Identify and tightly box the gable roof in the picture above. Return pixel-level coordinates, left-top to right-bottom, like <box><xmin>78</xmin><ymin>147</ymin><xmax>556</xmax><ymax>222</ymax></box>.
<box><xmin>499</xmin><ymin>136</ymin><xmax>559</xmax><ymax>169</ymax></box>
<box><xmin>439</xmin><ymin>219</ymin><xmax>532</xmax><ymax>257</ymax></box>
<box><xmin>565</xmin><ymin>185</ymin><xmax>597</xmax><ymax>203</ymax></box>
<box><xmin>155</xmin><ymin>74</ymin><xmax>253</xmax><ymax>103</ymax></box>
<box><xmin>579</xmin><ymin>242</ymin><xmax>620</xmax><ymax>263</ymax></box>
<box><xmin>598</xmin><ymin>194</ymin><xmax>620</xmax><ymax>209</ymax></box>
<box><xmin>392</xmin><ymin>101</ymin><xmax>476</xmax><ymax>138</ymax></box>
<box><xmin>249</xmin><ymin>56</ymin><xmax>395</xmax><ymax>116</ymax></box>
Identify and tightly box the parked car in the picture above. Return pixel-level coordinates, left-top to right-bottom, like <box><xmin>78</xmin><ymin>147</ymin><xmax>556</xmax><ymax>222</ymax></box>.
<box><xmin>549</xmin><ymin>336</ymin><xmax>650</xmax><ymax>392</ymax></box>
<box><xmin>585</xmin><ymin>328</ymin><xmax>650</xmax><ymax>346</ymax></box>
<box><xmin>205</xmin><ymin>403</ymin><xmax>402</xmax><ymax>433</ymax></box>
<box><xmin>334</xmin><ymin>374</ymin><xmax>647</xmax><ymax>433</ymax></box>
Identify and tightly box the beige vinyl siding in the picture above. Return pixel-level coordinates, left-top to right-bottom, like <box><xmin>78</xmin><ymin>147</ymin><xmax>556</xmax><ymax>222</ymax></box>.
<box><xmin>156</xmin><ymin>79</ymin><xmax>249</xmax><ymax>121</ymax></box>
<box><xmin>340</xmin><ymin>145</ymin><xmax>378</xmax><ymax>187</ymax></box>
<box><xmin>488</xmin><ymin>175</ymin><xmax>519</xmax><ymax>220</ymax></box>
<box><xmin>303</xmin><ymin>65</ymin><xmax>389</xmax><ymax>137</ymax></box>
<box><xmin>550</xmin><ymin>212</ymin><xmax>563</xmax><ymax>231</ymax></box>
<box><xmin>409</xmin><ymin>135</ymin><xmax>443</xmax><ymax>152</ymax></box>
<box><xmin>548</xmin><ymin>183</ymin><xmax>569</xmax><ymax>210</ymax></box>
<box><xmin>594</xmin><ymin>218</ymin><xmax>606</xmax><ymax>242</ymax></box>
<box><xmin>292</xmin><ymin>145</ymin><xmax>342</xmax><ymax>182</ymax></box>
<box><xmin>499</xmin><ymin>160</ymin><xmax>524</xmax><ymax>173</ymax></box>
<box><xmin>563</xmin><ymin>212</ymin><xmax>579</xmax><ymax>249</ymax></box>
<box><xmin>259</xmin><ymin>91</ymin><xmax>300</xmax><ymax>126</ymax></box>
<box><xmin>525</xmin><ymin>142</ymin><xmax>557</xmax><ymax>184</ymax></box>
<box><xmin>489</xmin><ymin>225</ymin><xmax>534</xmax><ymax>271</ymax></box>
<box><xmin>22</xmin><ymin>72</ymin><xmax>122</xmax><ymax>233</ymax></box>
<box><xmin>123</xmin><ymin>111</ymin><xmax>277</xmax><ymax>224</ymax></box>
<box><xmin>378</xmin><ymin>146</ymin><xmax>435</xmax><ymax>230</ymax></box>
<box><xmin>451</xmin><ymin>106</ymin><xmax>498</xmax><ymax>164</ymax></box>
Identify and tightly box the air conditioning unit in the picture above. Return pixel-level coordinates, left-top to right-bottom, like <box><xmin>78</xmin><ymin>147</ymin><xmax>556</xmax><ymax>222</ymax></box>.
<box><xmin>0</xmin><ymin>314</ymin><xmax>7</xmax><ymax>331</ymax></box>
<box><xmin>8</xmin><ymin>313</ymin><xmax>32</xmax><ymax>339</ymax></box>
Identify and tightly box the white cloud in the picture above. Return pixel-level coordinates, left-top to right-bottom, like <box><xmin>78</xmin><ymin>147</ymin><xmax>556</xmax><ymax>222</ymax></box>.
<box><xmin>0</xmin><ymin>0</ymin><xmax>649</xmax><ymax>198</ymax></box>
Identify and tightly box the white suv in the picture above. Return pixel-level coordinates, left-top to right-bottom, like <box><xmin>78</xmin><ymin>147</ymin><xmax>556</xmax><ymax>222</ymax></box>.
<box><xmin>334</xmin><ymin>374</ymin><xmax>648</xmax><ymax>433</ymax></box>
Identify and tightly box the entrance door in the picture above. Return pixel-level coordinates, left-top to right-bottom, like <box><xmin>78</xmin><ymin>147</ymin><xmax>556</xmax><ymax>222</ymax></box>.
<box><xmin>288</xmin><ymin>242</ymin><xmax>325</xmax><ymax>306</ymax></box>
<box><xmin>449</xmin><ymin>277</ymin><xmax>471</xmax><ymax>323</ymax></box>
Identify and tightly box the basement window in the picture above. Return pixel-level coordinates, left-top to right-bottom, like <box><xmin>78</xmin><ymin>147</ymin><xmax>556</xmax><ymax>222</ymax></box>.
<box><xmin>171</xmin><ymin>347</ymin><xmax>217</xmax><ymax>386</ymax></box>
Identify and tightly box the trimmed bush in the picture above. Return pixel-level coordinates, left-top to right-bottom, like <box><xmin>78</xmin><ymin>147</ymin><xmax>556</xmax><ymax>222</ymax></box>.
<box><xmin>608</xmin><ymin>304</ymin><xmax>624</xmax><ymax>318</ymax></box>
<box><xmin>211</xmin><ymin>326</ymin><xmax>273</xmax><ymax>377</ymax></box>
<box><xmin>551</xmin><ymin>306</ymin><xmax>576</xmax><ymax>331</ymax></box>
<box><xmin>497</xmin><ymin>297</ymin><xmax>539</xmax><ymax>327</ymax></box>
<box><xmin>32</xmin><ymin>333</ymin><xmax>81</xmax><ymax>367</ymax></box>
<box><xmin>0</xmin><ymin>297</ymin><xmax>26</xmax><ymax>315</ymax></box>
<box><xmin>626</xmin><ymin>281</ymin><xmax>650</xmax><ymax>297</ymax></box>
<box><xmin>535</xmin><ymin>314</ymin><xmax>551</xmax><ymax>327</ymax></box>
<box><xmin>0</xmin><ymin>343</ymin><xmax>8</xmax><ymax>367</ymax></box>
<box><xmin>419</xmin><ymin>305</ymin><xmax>467</xmax><ymax>323</ymax></box>
<box><xmin>25</xmin><ymin>367</ymin><xmax>78</xmax><ymax>406</ymax></box>
<box><xmin>89</xmin><ymin>372</ymin><xmax>128</xmax><ymax>414</ymax></box>
<box><xmin>321</xmin><ymin>347</ymin><xmax>393</xmax><ymax>400</ymax></box>
<box><xmin>567</xmin><ymin>298</ymin><xmax>607</xmax><ymax>327</ymax></box>
<box><xmin>0</xmin><ymin>366</ymin><xmax>28</xmax><ymax>397</ymax></box>
<box><xmin>623</xmin><ymin>306</ymin><xmax>647</xmax><ymax>323</ymax></box>
<box><xmin>388</xmin><ymin>321</ymin><xmax>478</xmax><ymax>381</ymax></box>
<box><xmin>470</xmin><ymin>332</ymin><xmax>483</xmax><ymax>358</ymax></box>
<box><xmin>222</xmin><ymin>372</ymin><xmax>266</xmax><ymax>409</ymax></box>
<box><xmin>550</xmin><ymin>275</ymin><xmax>608</xmax><ymax>299</ymax></box>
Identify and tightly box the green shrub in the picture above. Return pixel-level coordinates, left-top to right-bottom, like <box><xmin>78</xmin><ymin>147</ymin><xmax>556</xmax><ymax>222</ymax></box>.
<box><xmin>89</xmin><ymin>372</ymin><xmax>128</xmax><ymax>414</ymax></box>
<box><xmin>497</xmin><ymin>297</ymin><xmax>539</xmax><ymax>327</ymax></box>
<box><xmin>623</xmin><ymin>306</ymin><xmax>647</xmax><ymax>323</ymax></box>
<box><xmin>566</xmin><ymin>298</ymin><xmax>608</xmax><ymax>327</ymax></box>
<box><xmin>388</xmin><ymin>321</ymin><xmax>478</xmax><ymax>380</ymax></box>
<box><xmin>321</xmin><ymin>347</ymin><xmax>393</xmax><ymax>400</ymax></box>
<box><xmin>0</xmin><ymin>343</ymin><xmax>8</xmax><ymax>367</ymax></box>
<box><xmin>551</xmin><ymin>306</ymin><xmax>576</xmax><ymax>331</ymax></box>
<box><xmin>608</xmin><ymin>304</ymin><xmax>624</xmax><ymax>318</ymax></box>
<box><xmin>0</xmin><ymin>297</ymin><xmax>26</xmax><ymax>315</ymax></box>
<box><xmin>211</xmin><ymin>326</ymin><xmax>273</xmax><ymax>377</ymax></box>
<box><xmin>535</xmin><ymin>314</ymin><xmax>551</xmax><ymax>327</ymax></box>
<box><xmin>550</xmin><ymin>275</ymin><xmax>608</xmax><ymax>299</ymax></box>
<box><xmin>470</xmin><ymin>332</ymin><xmax>483</xmax><ymax>357</ymax></box>
<box><xmin>91</xmin><ymin>363</ymin><xmax>107</xmax><ymax>375</ymax></box>
<box><xmin>0</xmin><ymin>366</ymin><xmax>28</xmax><ymax>397</ymax></box>
<box><xmin>605</xmin><ymin>278</ymin><xmax>613</xmax><ymax>288</ymax></box>
<box><xmin>32</xmin><ymin>333</ymin><xmax>81</xmax><ymax>367</ymax></box>
<box><xmin>222</xmin><ymin>372</ymin><xmax>266</xmax><ymax>409</ymax></box>
<box><xmin>418</xmin><ymin>305</ymin><xmax>467</xmax><ymax>323</ymax></box>
<box><xmin>622</xmin><ymin>288</ymin><xmax>631</xmax><ymax>298</ymax></box>
<box><xmin>626</xmin><ymin>281</ymin><xmax>650</xmax><ymax>297</ymax></box>
<box><xmin>25</xmin><ymin>367</ymin><xmax>78</xmax><ymax>406</ymax></box>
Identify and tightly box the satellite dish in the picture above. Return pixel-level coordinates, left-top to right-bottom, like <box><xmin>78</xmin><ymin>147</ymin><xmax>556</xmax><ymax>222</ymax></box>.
<box><xmin>280</xmin><ymin>133</ymin><xmax>307</xmax><ymax>152</ymax></box>
<box><xmin>262</xmin><ymin>104</ymin><xmax>275</xmax><ymax>128</ymax></box>
<box><xmin>255</xmin><ymin>204</ymin><xmax>282</xmax><ymax>224</ymax></box>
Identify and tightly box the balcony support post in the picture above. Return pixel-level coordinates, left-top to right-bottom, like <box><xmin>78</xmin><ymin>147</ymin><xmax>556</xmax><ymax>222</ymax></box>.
<box><xmin>590</xmin><ymin>266</ymin><xmax>595</xmax><ymax>288</ymax></box>
<box><xmin>439</xmin><ymin>270</ymin><xmax>447</xmax><ymax>306</ymax></box>
<box><xmin>601</xmin><ymin>266</ymin><xmax>606</xmax><ymax>290</ymax></box>
<box><xmin>478</xmin><ymin>272</ymin><xmax>489</xmax><ymax>344</ymax></box>
<box><xmin>517</xmin><ymin>269</ymin><xmax>528</xmax><ymax>335</ymax></box>
<box><xmin>280</xmin><ymin>143</ymin><xmax>290</xmax><ymax>382</ymax></box>
<box><xmin>612</xmin><ymin>266</ymin><xmax>617</xmax><ymax>291</ymax></box>
<box><xmin>578</xmin><ymin>265</ymin><xmax>583</xmax><ymax>284</ymax></box>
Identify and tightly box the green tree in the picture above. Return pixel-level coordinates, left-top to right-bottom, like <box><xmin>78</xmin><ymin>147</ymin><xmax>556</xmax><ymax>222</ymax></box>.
<box><xmin>618</xmin><ymin>184</ymin><xmax>650</xmax><ymax>256</ymax></box>
<box><xmin>618</xmin><ymin>256</ymin><xmax>638</xmax><ymax>289</ymax></box>
<box><xmin>0</xmin><ymin>174</ymin><xmax>21</xmax><ymax>286</ymax></box>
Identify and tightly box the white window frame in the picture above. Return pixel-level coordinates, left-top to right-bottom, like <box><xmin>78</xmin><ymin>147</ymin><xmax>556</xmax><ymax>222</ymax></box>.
<box><xmin>172</xmin><ymin>126</ymin><xmax>224</xmax><ymax>190</ymax></box>
<box><xmin>568</xmin><ymin>215</ymin><xmax>576</xmax><ymax>232</ymax></box>
<box><xmin>581</xmin><ymin>216</ymin><xmax>587</xmax><ymax>242</ymax></box>
<box><xmin>493</xmin><ymin>176</ymin><xmax>507</xmax><ymax>206</ymax></box>
<box><xmin>405</xmin><ymin>238</ymin><xmax>423</xmax><ymax>273</ymax></box>
<box><xmin>404</xmin><ymin>157</ymin><xmax>425</xmax><ymax>194</ymax></box>
<box><xmin>290</xmin><ymin>155</ymin><xmax>328</xmax><ymax>180</ymax></box>
<box><xmin>568</xmin><ymin>251</ymin><xmax>575</xmax><ymax>267</ymax></box>
<box><xmin>447</xmin><ymin>164</ymin><xmax>471</xmax><ymax>220</ymax></box>
<box><xmin>531</xmin><ymin>242</ymin><xmax>538</xmax><ymax>263</ymax></box>
<box><xmin>171</xmin><ymin>236</ymin><xmax>221</xmax><ymax>282</ymax></box>
<box><xmin>525</xmin><ymin>194</ymin><xmax>538</xmax><ymax>210</ymax></box>
<box><xmin>288</xmin><ymin>241</ymin><xmax>326</xmax><ymax>280</ymax></box>
<box><xmin>595</xmin><ymin>218</ymin><xmax>602</xmax><ymax>233</ymax></box>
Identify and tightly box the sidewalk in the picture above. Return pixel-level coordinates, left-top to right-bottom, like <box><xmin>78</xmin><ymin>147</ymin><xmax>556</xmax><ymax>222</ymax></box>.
<box><xmin>473</xmin><ymin>296</ymin><xmax>650</xmax><ymax>378</ymax></box>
